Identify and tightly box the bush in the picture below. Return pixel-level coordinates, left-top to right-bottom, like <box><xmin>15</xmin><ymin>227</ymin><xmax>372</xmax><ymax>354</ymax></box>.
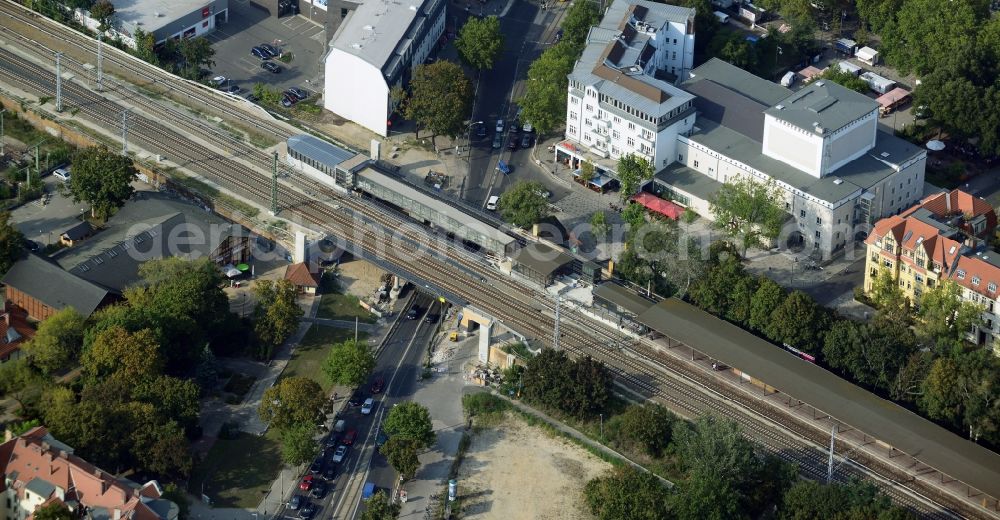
<box><xmin>462</xmin><ymin>392</ymin><xmax>509</xmax><ymax>418</ymax></box>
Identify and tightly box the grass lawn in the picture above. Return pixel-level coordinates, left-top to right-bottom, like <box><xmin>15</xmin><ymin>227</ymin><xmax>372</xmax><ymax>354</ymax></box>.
<box><xmin>282</xmin><ymin>326</ymin><xmax>370</xmax><ymax>392</ymax></box>
<box><xmin>188</xmin><ymin>430</ymin><xmax>282</xmax><ymax>508</ymax></box>
<box><xmin>317</xmin><ymin>274</ymin><xmax>377</xmax><ymax>323</ymax></box>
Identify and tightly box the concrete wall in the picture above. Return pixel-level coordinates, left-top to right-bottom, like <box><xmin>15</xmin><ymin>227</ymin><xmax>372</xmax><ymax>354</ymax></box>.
<box><xmin>824</xmin><ymin>113</ymin><xmax>876</xmax><ymax>174</ymax></box>
<box><xmin>324</xmin><ymin>50</ymin><xmax>390</xmax><ymax>136</ymax></box>
<box><xmin>762</xmin><ymin>114</ymin><xmax>822</xmax><ymax>176</ymax></box>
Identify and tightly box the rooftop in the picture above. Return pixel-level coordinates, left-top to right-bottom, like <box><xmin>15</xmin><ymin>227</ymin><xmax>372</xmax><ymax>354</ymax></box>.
<box><xmin>765</xmin><ymin>79</ymin><xmax>878</xmax><ymax>135</ymax></box>
<box><xmin>285</xmin><ymin>262</ymin><xmax>320</xmax><ymax>288</ymax></box>
<box><xmin>113</xmin><ymin>0</ymin><xmax>217</xmax><ymax>34</ymax></box>
<box><xmin>681</xmin><ymin>76</ymin><xmax>770</xmax><ymax>141</ymax></box>
<box><xmin>686</xmin><ymin>118</ymin><xmax>924</xmax><ymax>205</ymax></box>
<box><xmin>653</xmin><ymin>163</ymin><xmax>723</xmax><ymax>201</ymax></box>
<box><xmin>509</xmin><ymin>242</ymin><xmax>574</xmax><ymax>278</ymax></box>
<box><xmin>330</xmin><ymin>0</ymin><xmax>440</xmax><ymax>74</ymax></box>
<box><xmin>1</xmin><ymin>254</ymin><xmax>109</xmax><ymax>317</ymax></box>
<box><xmin>287</xmin><ymin>134</ymin><xmax>357</xmax><ymax>169</ymax></box>
<box><xmin>637</xmin><ymin>299</ymin><xmax>1000</xmax><ymax>502</ymax></box>
<box><xmin>685</xmin><ymin>58</ymin><xmax>791</xmax><ymax>106</ymax></box>
<box><xmin>592</xmin><ymin>282</ymin><xmax>655</xmax><ymax>316</ymax></box>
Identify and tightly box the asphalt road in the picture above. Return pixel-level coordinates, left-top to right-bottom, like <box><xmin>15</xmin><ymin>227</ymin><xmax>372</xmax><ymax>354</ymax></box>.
<box><xmin>463</xmin><ymin>0</ymin><xmax>565</xmax><ymax>206</ymax></box>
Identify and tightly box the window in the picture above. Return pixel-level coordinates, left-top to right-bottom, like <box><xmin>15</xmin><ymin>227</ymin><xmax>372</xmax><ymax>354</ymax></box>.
<box><xmin>585</xmin><ymin>104</ymin><xmax>593</xmax><ymax>111</ymax></box>
<box><xmin>570</xmin><ymin>112</ymin><xmax>578</xmax><ymax>120</ymax></box>
<box><xmin>571</xmin><ymin>97</ymin><xmax>579</xmax><ymax>104</ymax></box>
<box><xmin>568</xmin><ymin>125</ymin><xmax>576</xmax><ymax>134</ymax></box>
<box><xmin>585</xmin><ymin>118</ymin><xmax>593</xmax><ymax>127</ymax></box>
<box><xmin>678</xmin><ymin>154</ymin><xmax>684</xmax><ymax>162</ymax></box>
<box><xmin>673</xmin><ymin>38</ymin><xmax>677</xmax><ymax>44</ymax></box>
<box><xmin>693</xmin><ymin>160</ymin><xmax>699</xmax><ymax>167</ymax></box>
<box><xmin>972</xmin><ymin>276</ymin><xmax>981</xmax><ymax>286</ymax></box>
<box><xmin>957</xmin><ymin>270</ymin><xmax>966</xmax><ymax>279</ymax></box>
<box><xmin>884</xmin><ymin>259</ymin><xmax>892</xmax><ymax>268</ymax></box>
<box><xmin>612</xmin><ymin>130</ymin><xmax>620</xmax><ymax>139</ymax></box>
<box><xmin>627</xmin><ymin>137</ymin><xmax>635</xmax><ymax>146</ymax></box>
<box><xmin>990</xmin><ymin>282</ymin><xmax>998</xmax><ymax>293</ymax></box>
<box><xmin>785</xmin><ymin>202</ymin><xmax>791</xmax><ymax>210</ymax></box>
<box><xmin>628</xmin><ymin>122</ymin><xmax>636</xmax><ymax>130</ymax></box>
<box><xmin>799</xmin><ymin>209</ymin><xmax>806</xmax><ymax>218</ymax></box>
<box><xmin>672</xmin><ymin>51</ymin><xmax>677</xmax><ymax>60</ymax></box>
<box><xmin>613</xmin><ymin>116</ymin><xmax>621</xmax><ymax>123</ymax></box>
<box><xmin>815</xmin><ymin>231</ymin><xmax>821</xmax><ymax>239</ymax></box>
<box><xmin>816</xmin><ymin>217</ymin><xmax>822</xmax><ymax>225</ymax></box>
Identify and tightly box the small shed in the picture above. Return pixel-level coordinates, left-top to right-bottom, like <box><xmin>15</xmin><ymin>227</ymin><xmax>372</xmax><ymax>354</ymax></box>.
<box><xmin>836</xmin><ymin>61</ymin><xmax>862</xmax><ymax>76</ymax></box>
<box><xmin>855</xmin><ymin>46</ymin><xmax>879</xmax><ymax>65</ymax></box>
<box><xmin>59</xmin><ymin>221</ymin><xmax>94</xmax><ymax>247</ymax></box>
<box><xmin>834</xmin><ymin>38</ymin><xmax>856</xmax><ymax>55</ymax></box>
<box><xmin>284</xmin><ymin>262</ymin><xmax>320</xmax><ymax>294</ymax></box>
<box><xmin>510</xmin><ymin>242</ymin><xmax>573</xmax><ymax>286</ymax></box>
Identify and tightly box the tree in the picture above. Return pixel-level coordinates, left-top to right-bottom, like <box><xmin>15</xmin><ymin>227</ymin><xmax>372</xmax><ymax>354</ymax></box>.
<box><xmin>322</xmin><ymin>339</ymin><xmax>376</xmax><ymax>387</ymax></box>
<box><xmin>23</xmin><ymin>307</ymin><xmax>86</xmax><ymax>374</ymax></box>
<box><xmin>253</xmin><ymin>82</ymin><xmax>282</xmax><ymax>106</ymax></box>
<box><xmin>133</xmin><ymin>28</ymin><xmax>158</xmax><ymax>65</ymax></box>
<box><xmin>133</xmin><ymin>376</ymin><xmax>201</xmax><ymax>432</ymax></box>
<box><xmin>81</xmin><ymin>326</ymin><xmax>163</xmax><ymax>385</ymax></box>
<box><xmin>454</xmin><ymin>16</ymin><xmax>504</xmax><ymax>70</ymax></box>
<box><xmin>817</xmin><ymin>66</ymin><xmax>870</xmax><ymax>93</ymax></box>
<box><xmin>915</xmin><ymin>280</ymin><xmax>982</xmax><ymax>352</ymax></box>
<box><xmin>890</xmin><ymin>351</ymin><xmax>934</xmax><ymax>403</ymax></box>
<box><xmin>131</xmin><ymin>418</ymin><xmax>193</xmax><ymax>478</ymax></box>
<box><xmin>0</xmin><ymin>359</ymin><xmax>45</xmax><ymax>413</ymax></box>
<box><xmin>280</xmin><ymin>422</ymin><xmax>319</xmax><ymax>465</ymax></box>
<box><xmin>878</xmin><ymin>0</ymin><xmax>984</xmax><ymax>77</ymax></box>
<box><xmin>383</xmin><ymin>402</ymin><xmax>435</xmax><ymax>448</ymax></box>
<box><xmin>748</xmin><ymin>278</ymin><xmax>786</xmax><ymax>333</ymax></box>
<box><xmin>498</xmin><ymin>181</ymin><xmax>550</xmax><ymax>228</ymax></box>
<box><xmin>710</xmin><ymin>177</ymin><xmax>785</xmax><ymax>257</ymax></box>
<box><xmin>615</xmin><ymin>403</ymin><xmax>676</xmax><ymax>457</ymax></box>
<box><xmin>578</xmin><ymin>161</ymin><xmax>595</xmax><ymax>184</ymax></box>
<box><xmin>70</xmin><ymin>146</ymin><xmax>136</xmax><ymax>219</ymax></box>
<box><xmin>0</xmin><ymin>211</ymin><xmax>25</xmax><ymax>276</ymax></box>
<box><xmin>868</xmin><ymin>268</ymin><xmax>909</xmax><ymax>318</ymax></box>
<box><xmin>258</xmin><ymin>376</ymin><xmax>325</xmax><ymax>430</ymax></box>
<box><xmin>178</xmin><ymin>37</ymin><xmax>215</xmax><ymax>80</ymax></box>
<box><xmin>720</xmin><ymin>35</ymin><xmax>756</xmax><ymax>71</ymax></box>
<box><xmin>765</xmin><ymin>290</ymin><xmax>824</xmax><ymax>350</ymax></box>
<box><xmin>359</xmin><ymin>490</ymin><xmax>400</xmax><ymax>520</ymax></box>
<box><xmin>405</xmin><ymin>61</ymin><xmax>472</xmax><ymax>140</ymax></box>
<box><xmin>521</xmin><ymin>349</ymin><xmax>612</xmax><ymax>419</ymax></box>
<box><xmin>779</xmin><ymin>478</ymin><xmax>915</xmax><ymax>520</ymax></box>
<box><xmin>381</xmin><ymin>437</ymin><xmax>420</xmax><ymax>480</ymax></box>
<box><xmin>559</xmin><ymin>0</ymin><xmax>601</xmax><ymax>46</ymax></box>
<box><xmin>89</xmin><ymin>0</ymin><xmax>115</xmax><ymax>33</ymax></box>
<box><xmin>616</xmin><ymin>153</ymin><xmax>653</xmax><ymax>203</ymax></box>
<box><xmin>519</xmin><ymin>43</ymin><xmax>578</xmax><ymax>134</ymax></box>
<box><xmin>584</xmin><ymin>466</ymin><xmax>672</xmax><ymax>520</ymax></box>
<box><xmin>32</xmin><ymin>503</ymin><xmax>73</xmax><ymax>520</ymax></box>
<box><xmin>590</xmin><ymin>211</ymin><xmax>610</xmax><ymax>240</ymax></box>
<box><xmin>253</xmin><ymin>279</ymin><xmax>304</xmax><ymax>356</ymax></box>
<box><xmin>823</xmin><ymin>318</ymin><xmax>916</xmax><ymax>392</ymax></box>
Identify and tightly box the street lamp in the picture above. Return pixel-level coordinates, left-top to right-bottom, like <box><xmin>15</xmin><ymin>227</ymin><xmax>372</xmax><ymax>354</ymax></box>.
<box><xmin>1</xmin><ymin>108</ymin><xmax>6</xmax><ymax>157</ymax></box>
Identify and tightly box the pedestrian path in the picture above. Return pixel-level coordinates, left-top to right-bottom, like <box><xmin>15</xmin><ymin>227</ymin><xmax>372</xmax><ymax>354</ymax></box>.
<box><xmin>302</xmin><ymin>317</ymin><xmax>377</xmax><ymax>332</ymax></box>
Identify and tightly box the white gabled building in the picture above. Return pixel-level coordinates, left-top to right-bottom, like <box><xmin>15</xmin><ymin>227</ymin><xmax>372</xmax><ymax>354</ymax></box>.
<box><xmin>323</xmin><ymin>0</ymin><xmax>446</xmax><ymax>137</ymax></box>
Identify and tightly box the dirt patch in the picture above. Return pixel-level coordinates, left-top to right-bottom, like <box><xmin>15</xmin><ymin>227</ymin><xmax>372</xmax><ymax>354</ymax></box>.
<box><xmin>457</xmin><ymin>417</ymin><xmax>610</xmax><ymax>520</ymax></box>
<box><xmin>336</xmin><ymin>258</ymin><xmax>387</xmax><ymax>299</ymax></box>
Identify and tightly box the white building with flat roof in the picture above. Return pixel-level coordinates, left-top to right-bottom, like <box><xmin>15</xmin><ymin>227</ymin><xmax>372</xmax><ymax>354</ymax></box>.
<box><xmin>323</xmin><ymin>0</ymin><xmax>446</xmax><ymax>136</ymax></box>
<box><xmin>74</xmin><ymin>0</ymin><xmax>228</xmax><ymax>48</ymax></box>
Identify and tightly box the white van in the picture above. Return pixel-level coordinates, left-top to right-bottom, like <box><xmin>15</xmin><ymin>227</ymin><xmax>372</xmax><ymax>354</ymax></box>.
<box><xmin>713</xmin><ymin>11</ymin><xmax>730</xmax><ymax>23</ymax></box>
<box><xmin>486</xmin><ymin>195</ymin><xmax>499</xmax><ymax>211</ymax></box>
<box><xmin>53</xmin><ymin>167</ymin><xmax>71</xmax><ymax>182</ymax></box>
<box><xmin>780</xmin><ymin>71</ymin><xmax>797</xmax><ymax>87</ymax></box>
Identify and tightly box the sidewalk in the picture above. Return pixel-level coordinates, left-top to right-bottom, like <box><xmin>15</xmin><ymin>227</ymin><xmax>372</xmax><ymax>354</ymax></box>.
<box><xmin>302</xmin><ymin>317</ymin><xmax>377</xmax><ymax>332</ymax></box>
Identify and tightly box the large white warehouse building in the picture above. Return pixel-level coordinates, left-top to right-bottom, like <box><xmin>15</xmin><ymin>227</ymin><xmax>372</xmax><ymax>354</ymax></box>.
<box><xmin>323</xmin><ymin>0</ymin><xmax>446</xmax><ymax>136</ymax></box>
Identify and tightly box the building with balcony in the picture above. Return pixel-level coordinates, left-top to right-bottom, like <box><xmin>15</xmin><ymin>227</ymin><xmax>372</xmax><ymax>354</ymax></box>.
<box><xmin>863</xmin><ymin>189</ymin><xmax>1000</xmax><ymax>348</ymax></box>
<box><xmin>323</xmin><ymin>0</ymin><xmax>446</xmax><ymax>136</ymax></box>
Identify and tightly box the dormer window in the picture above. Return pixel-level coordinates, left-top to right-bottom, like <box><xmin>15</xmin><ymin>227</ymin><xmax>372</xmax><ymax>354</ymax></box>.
<box><xmin>972</xmin><ymin>276</ymin><xmax>981</xmax><ymax>286</ymax></box>
<box><xmin>957</xmin><ymin>270</ymin><xmax>966</xmax><ymax>280</ymax></box>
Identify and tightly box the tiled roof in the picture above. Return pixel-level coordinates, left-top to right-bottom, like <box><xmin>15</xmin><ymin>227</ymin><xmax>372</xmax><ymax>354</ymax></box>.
<box><xmin>907</xmin><ymin>189</ymin><xmax>998</xmax><ymax>235</ymax></box>
<box><xmin>0</xmin><ymin>302</ymin><xmax>35</xmax><ymax>360</ymax></box>
<box><xmin>284</xmin><ymin>262</ymin><xmax>320</xmax><ymax>288</ymax></box>
<box><xmin>952</xmin><ymin>254</ymin><xmax>1000</xmax><ymax>299</ymax></box>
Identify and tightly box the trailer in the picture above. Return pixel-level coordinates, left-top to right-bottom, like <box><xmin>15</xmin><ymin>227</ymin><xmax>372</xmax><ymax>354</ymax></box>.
<box><xmin>834</xmin><ymin>38</ymin><xmax>856</xmax><ymax>55</ymax></box>
<box><xmin>860</xmin><ymin>71</ymin><xmax>896</xmax><ymax>94</ymax></box>
<box><xmin>877</xmin><ymin>87</ymin><xmax>911</xmax><ymax>117</ymax></box>
<box><xmin>855</xmin><ymin>46</ymin><xmax>879</xmax><ymax>65</ymax></box>
<box><xmin>836</xmin><ymin>60</ymin><xmax>862</xmax><ymax>76</ymax></box>
<box><xmin>780</xmin><ymin>71</ymin><xmax>796</xmax><ymax>87</ymax></box>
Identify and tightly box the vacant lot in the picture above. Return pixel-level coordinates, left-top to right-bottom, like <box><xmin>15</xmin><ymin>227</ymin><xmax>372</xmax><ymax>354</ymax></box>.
<box><xmin>457</xmin><ymin>417</ymin><xmax>610</xmax><ymax>520</ymax></box>
<box><xmin>317</xmin><ymin>272</ymin><xmax>378</xmax><ymax>323</ymax></box>
<box><xmin>188</xmin><ymin>430</ymin><xmax>282</xmax><ymax>508</ymax></box>
<box><xmin>282</xmin><ymin>325</ymin><xmax>369</xmax><ymax>392</ymax></box>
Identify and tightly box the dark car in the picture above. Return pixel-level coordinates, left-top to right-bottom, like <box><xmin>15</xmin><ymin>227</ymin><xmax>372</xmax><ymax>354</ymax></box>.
<box><xmin>492</xmin><ymin>133</ymin><xmax>503</xmax><ymax>149</ymax></box>
<box><xmin>520</xmin><ymin>133</ymin><xmax>532</xmax><ymax>148</ymax></box>
<box><xmin>23</xmin><ymin>239</ymin><xmax>40</xmax><ymax>252</ymax></box>
<box><xmin>281</xmin><ymin>95</ymin><xmax>296</xmax><ymax>108</ymax></box>
<box><xmin>288</xmin><ymin>495</ymin><xmax>303</xmax><ymax>510</ymax></box>
<box><xmin>507</xmin><ymin>137</ymin><xmax>518</xmax><ymax>151</ymax></box>
<box><xmin>371</xmin><ymin>377</ymin><xmax>385</xmax><ymax>394</ymax></box>
<box><xmin>223</xmin><ymin>85</ymin><xmax>241</xmax><ymax>95</ymax></box>
<box><xmin>299</xmin><ymin>501</ymin><xmax>317</xmax><ymax>519</ymax></box>
<box><xmin>309</xmin><ymin>481</ymin><xmax>327</xmax><ymax>499</ymax></box>
<box><xmin>262</xmin><ymin>62</ymin><xmax>282</xmax><ymax>73</ymax></box>
<box><xmin>309</xmin><ymin>458</ymin><xmax>324</xmax><ymax>474</ymax></box>
<box><xmin>251</xmin><ymin>47</ymin><xmax>270</xmax><ymax>60</ymax></box>
<box><xmin>259</xmin><ymin>43</ymin><xmax>280</xmax><ymax>57</ymax></box>
<box><xmin>286</xmin><ymin>87</ymin><xmax>309</xmax><ymax>100</ymax></box>
<box><xmin>406</xmin><ymin>307</ymin><xmax>419</xmax><ymax>320</ymax></box>
<box><xmin>244</xmin><ymin>92</ymin><xmax>259</xmax><ymax>103</ymax></box>
<box><xmin>324</xmin><ymin>433</ymin><xmax>340</xmax><ymax>448</ymax></box>
<box><xmin>375</xmin><ymin>430</ymin><xmax>389</xmax><ymax>450</ymax></box>
<box><xmin>322</xmin><ymin>466</ymin><xmax>336</xmax><ymax>481</ymax></box>
<box><xmin>475</xmin><ymin>123</ymin><xmax>487</xmax><ymax>138</ymax></box>
<box><xmin>348</xmin><ymin>393</ymin><xmax>364</xmax><ymax>406</ymax></box>
<box><xmin>424</xmin><ymin>314</ymin><xmax>438</xmax><ymax>324</ymax></box>
<box><xmin>342</xmin><ymin>429</ymin><xmax>358</xmax><ymax>445</ymax></box>
<box><xmin>555</xmin><ymin>29</ymin><xmax>563</xmax><ymax>42</ymax></box>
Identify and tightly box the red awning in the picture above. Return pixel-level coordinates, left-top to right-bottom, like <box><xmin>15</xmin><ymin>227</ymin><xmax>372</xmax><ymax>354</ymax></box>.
<box><xmin>559</xmin><ymin>142</ymin><xmax>577</xmax><ymax>152</ymax></box>
<box><xmin>631</xmin><ymin>192</ymin><xmax>683</xmax><ymax>220</ymax></box>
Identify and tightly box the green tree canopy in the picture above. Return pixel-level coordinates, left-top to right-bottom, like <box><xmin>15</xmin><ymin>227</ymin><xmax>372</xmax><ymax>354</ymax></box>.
<box><xmin>915</xmin><ymin>280</ymin><xmax>982</xmax><ymax>352</ymax></box>
<box><xmin>584</xmin><ymin>466</ymin><xmax>672</xmax><ymax>520</ymax></box>
<box><xmin>590</xmin><ymin>211</ymin><xmax>609</xmax><ymax>240</ymax></box>
<box><xmin>822</xmin><ymin>318</ymin><xmax>916</xmax><ymax>392</ymax></box>
<box><xmin>612</xmin><ymin>403</ymin><xmax>677</xmax><ymax>457</ymax></box>
<box><xmin>498</xmin><ymin>181</ymin><xmax>550</xmax><ymax>228</ymax></box>
<box><xmin>23</xmin><ymin>308</ymin><xmax>85</xmax><ymax>375</ymax></box>
<box><xmin>868</xmin><ymin>268</ymin><xmax>910</xmax><ymax>319</ymax></box>
<box><xmin>383</xmin><ymin>401</ymin><xmax>435</xmax><ymax>449</ymax></box>
<box><xmin>259</xmin><ymin>376</ymin><xmax>325</xmax><ymax>430</ymax></box>
<box><xmin>81</xmin><ymin>326</ymin><xmax>163</xmax><ymax>385</ymax></box>
<box><xmin>616</xmin><ymin>153</ymin><xmax>654</xmax><ymax>203</ymax></box>
<box><xmin>778</xmin><ymin>478</ymin><xmax>915</xmax><ymax>520</ymax></box>
<box><xmin>765</xmin><ymin>290</ymin><xmax>824</xmax><ymax>351</ymax></box>
<box><xmin>405</xmin><ymin>61</ymin><xmax>472</xmax><ymax>139</ymax></box>
<box><xmin>0</xmin><ymin>358</ymin><xmax>46</xmax><ymax>414</ymax></box>
<box><xmin>133</xmin><ymin>28</ymin><xmax>158</xmax><ymax>65</ymax></box>
<box><xmin>178</xmin><ymin>37</ymin><xmax>215</xmax><ymax>80</ymax></box>
<box><xmin>32</xmin><ymin>503</ymin><xmax>73</xmax><ymax>520</ymax></box>
<box><xmin>455</xmin><ymin>16</ymin><xmax>504</xmax><ymax>70</ymax></box>
<box><xmin>710</xmin><ymin>177</ymin><xmax>785</xmax><ymax>257</ymax></box>
<box><xmin>70</xmin><ymin>146</ymin><xmax>136</xmax><ymax>219</ymax></box>
<box><xmin>381</xmin><ymin>437</ymin><xmax>421</xmax><ymax>480</ymax></box>
<box><xmin>817</xmin><ymin>67</ymin><xmax>870</xmax><ymax>93</ymax></box>
<box><xmin>322</xmin><ymin>339</ymin><xmax>376</xmax><ymax>387</ymax></box>
<box><xmin>748</xmin><ymin>278</ymin><xmax>786</xmax><ymax>333</ymax></box>
<box><xmin>0</xmin><ymin>211</ymin><xmax>25</xmax><ymax>276</ymax></box>
<box><xmin>89</xmin><ymin>0</ymin><xmax>115</xmax><ymax>32</ymax></box>
<box><xmin>253</xmin><ymin>279</ymin><xmax>304</xmax><ymax>358</ymax></box>
<box><xmin>359</xmin><ymin>490</ymin><xmax>400</xmax><ymax>520</ymax></box>
<box><xmin>521</xmin><ymin>349</ymin><xmax>612</xmax><ymax>419</ymax></box>
<box><xmin>280</xmin><ymin>422</ymin><xmax>319</xmax><ymax>465</ymax></box>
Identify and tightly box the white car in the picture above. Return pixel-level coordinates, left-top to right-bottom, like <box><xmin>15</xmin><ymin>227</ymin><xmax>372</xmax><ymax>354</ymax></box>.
<box><xmin>495</xmin><ymin>119</ymin><xmax>505</xmax><ymax>133</ymax></box>
<box><xmin>210</xmin><ymin>75</ymin><xmax>227</xmax><ymax>87</ymax></box>
<box><xmin>53</xmin><ymin>167</ymin><xmax>71</xmax><ymax>182</ymax></box>
<box><xmin>485</xmin><ymin>195</ymin><xmax>499</xmax><ymax>211</ymax></box>
<box><xmin>522</xmin><ymin>123</ymin><xmax>533</xmax><ymax>133</ymax></box>
<box><xmin>361</xmin><ymin>398</ymin><xmax>375</xmax><ymax>415</ymax></box>
<box><xmin>332</xmin><ymin>445</ymin><xmax>347</xmax><ymax>463</ymax></box>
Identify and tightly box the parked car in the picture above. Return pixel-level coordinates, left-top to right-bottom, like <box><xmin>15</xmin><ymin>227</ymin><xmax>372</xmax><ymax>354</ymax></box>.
<box><xmin>343</xmin><ymin>429</ymin><xmax>358</xmax><ymax>445</ymax></box>
<box><xmin>298</xmin><ymin>476</ymin><xmax>314</xmax><ymax>491</ymax></box>
<box><xmin>299</xmin><ymin>501</ymin><xmax>317</xmax><ymax>520</ymax></box>
<box><xmin>332</xmin><ymin>445</ymin><xmax>348</xmax><ymax>463</ymax></box>
<box><xmin>251</xmin><ymin>47</ymin><xmax>270</xmax><ymax>60</ymax></box>
<box><xmin>209</xmin><ymin>75</ymin><xmax>226</xmax><ymax>87</ymax></box>
<box><xmin>323</xmin><ymin>466</ymin><xmax>336</xmax><ymax>480</ymax></box>
<box><xmin>309</xmin><ymin>481</ymin><xmax>327</xmax><ymax>499</ymax></box>
<box><xmin>495</xmin><ymin>119</ymin><xmax>505</xmax><ymax>133</ymax></box>
<box><xmin>507</xmin><ymin>137</ymin><xmax>518</xmax><ymax>151</ymax></box>
<box><xmin>520</xmin><ymin>133</ymin><xmax>532</xmax><ymax>148</ymax></box>
<box><xmin>261</xmin><ymin>62</ymin><xmax>283</xmax><ymax>73</ymax></box>
<box><xmin>244</xmin><ymin>92</ymin><xmax>259</xmax><ymax>102</ymax></box>
<box><xmin>492</xmin><ymin>133</ymin><xmax>503</xmax><ymax>149</ymax></box>
<box><xmin>259</xmin><ymin>43</ymin><xmax>280</xmax><ymax>57</ymax></box>
<box><xmin>223</xmin><ymin>85</ymin><xmax>241</xmax><ymax>95</ymax></box>
<box><xmin>475</xmin><ymin>123</ymin><xmax>487</xmax><ymax>138</ymax></box>
<box><xmin>371</xmin><ymin>377</ymin><xmax>385</xmax><ymax>394</ymax></box>
<box><xmin>53</xmin><ymin>167</ymin><xmax>71</xmax><ymax>182</ymax></box>
<box><xmin>485</xmin><ymin>195</ymin><xmax>499</xmax><ymax>211</ymax></box>
<box><xmin>22</xmin><ymin>239</ymin><xmax>40</xmax><ymax>252</ymax></box>
<box><xmin>348</xmin><ymin>393</ymin><xmax>364</xmax><ymax>406</ymax></box>
<box><xmin>523</xmin><ymin>122</ymin><xmax>534</xmax><ymax>133</ymax></box>
<box><xmin>361</xmin><ymin>398</ymin><xmax>375</xmax><ymax>415</ymax></box>
<box><xmin>288</xmin><ymin>495</ymin><xmax>303</xmax><ymax>510</ymax></box>
<box><xmin>281</xmin><ymin>95</ymin><xmax>296</xmax><ymax>108</ymax></box>
<box><xmin>286</xmin><ymin>87</ymin><xmax>309</xmax><ymax>100</ymax></box>
<box><xmin>309</xmin><ymin>458</ymin><xmax>324</xmax><ymax>474</ymax></box>
<box><xmin>375</xmin><ymin>430</ymin><xmax>389</xmax><ymax>450</ymax></box>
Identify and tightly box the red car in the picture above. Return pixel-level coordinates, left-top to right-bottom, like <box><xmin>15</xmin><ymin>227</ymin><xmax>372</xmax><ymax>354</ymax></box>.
<box><xmin>371</xmin><ymin>377</ymin><xmax>385</xmax><ymax>394</ymax></box>
<box><xmin>299</xmin><ymin>475</ymin><xmax>314</xmax><ymax>491</ymax></box>
<box><xmin>343</xmin><ymin>429</ymin><xmax>358</xmax><ymax>446</ymax></box>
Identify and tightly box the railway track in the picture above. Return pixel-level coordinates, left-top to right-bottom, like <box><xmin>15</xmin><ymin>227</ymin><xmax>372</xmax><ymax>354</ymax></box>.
<box><xmin>0</xmin><ymin>9</ymin><xmax>994</xmax><ymax>519</ymax></box>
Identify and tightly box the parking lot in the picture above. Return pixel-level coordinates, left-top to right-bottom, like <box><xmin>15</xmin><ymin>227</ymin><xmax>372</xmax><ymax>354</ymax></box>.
<box><xmin>9</xmin><ymin>175</ymin><xmax>90</xmax><ymax>248</ymax></box>
<box><xmin>204</xmin><ymin>2</ymin><xmax>326</xmax><ymax>98</ymax></box>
